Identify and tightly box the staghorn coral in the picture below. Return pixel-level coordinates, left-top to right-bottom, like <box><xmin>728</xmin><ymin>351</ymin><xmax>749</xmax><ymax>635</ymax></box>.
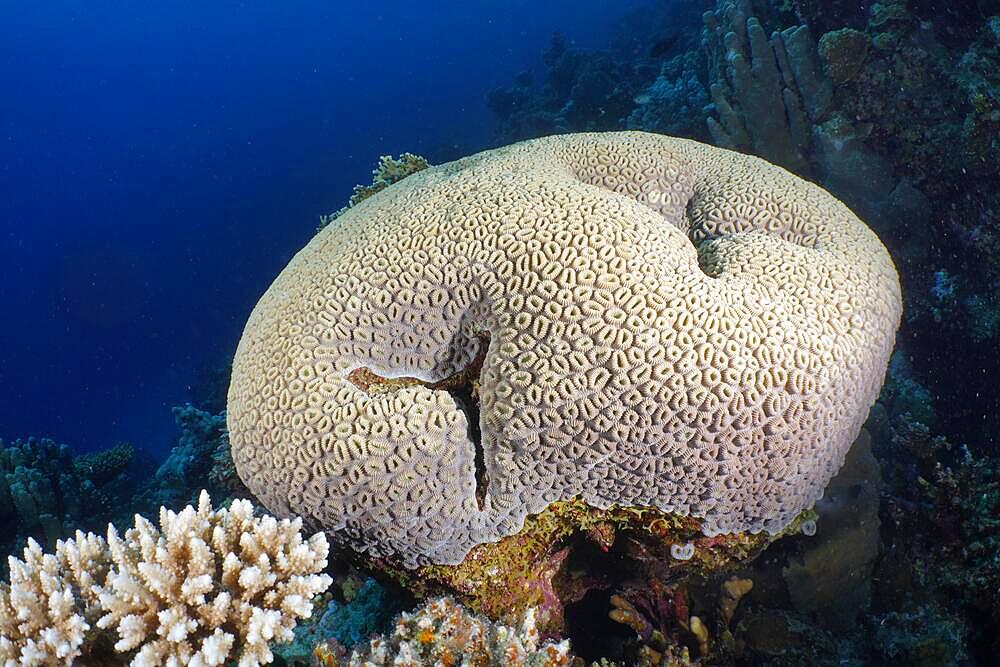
<box><xmin>0</xmin><ymin>532</ymin><xmax>109</xmax><ymax>666</ymax></box>
<box><xmin>315</xmin><ymin>596</ymin><xmax>571</xmax><ymax>667</ymax></box>
<box><xmin>228</xmin><ymin>131</ymin><xmax>901</xmax><ymax>576</ymax></box>
<box><xmin>95</xmin><ymin>490</ymin><xmax>332</xmax><ymax>667</ymax></box>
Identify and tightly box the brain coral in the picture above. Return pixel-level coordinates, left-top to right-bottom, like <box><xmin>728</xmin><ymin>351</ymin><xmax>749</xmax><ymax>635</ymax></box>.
<box><xmin>228</xmin><ymin>131</ymin><xmax>901</xmax><ymax>569</ymax></box>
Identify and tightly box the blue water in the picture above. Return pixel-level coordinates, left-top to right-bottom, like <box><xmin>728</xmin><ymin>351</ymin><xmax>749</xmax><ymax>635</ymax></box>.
<box><xmin>0</xmin><ymin>0</ymin><xmax>648</xmax><ymax>454</ymax></box>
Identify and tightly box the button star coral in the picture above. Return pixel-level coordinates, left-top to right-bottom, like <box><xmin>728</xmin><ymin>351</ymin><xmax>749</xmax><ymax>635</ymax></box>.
<box><xmin>227</xmin><ymin>131</ymin><xmax>902</xmax><ymax>571</ymax></box>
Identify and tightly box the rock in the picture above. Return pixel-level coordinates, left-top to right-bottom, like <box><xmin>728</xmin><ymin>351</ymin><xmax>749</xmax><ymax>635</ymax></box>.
<box><xmin>380</xmin><ymin>499</ymin><xmax>802</xmax><ymax>635</ymax></box>
<box><xmin>781</xmin><ymin>430</ymin><xmax>882</xmax><ymax>631</ymax></box>
<box><xmin>818</xmin><ymin>28</ymin><xmax>871</xmax><ymax>84</ymax></box>
<box><xmin>812</xmin><ymin>113</ymin><xmax>897</xmax><ymax>224</ymax></box>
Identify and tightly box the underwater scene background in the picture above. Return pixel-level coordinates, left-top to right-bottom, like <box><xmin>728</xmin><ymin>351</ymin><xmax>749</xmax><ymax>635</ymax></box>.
<box><xmin>1</xmin><ymin>1</ymin><xmax>998</xmax><ymax>665</ymax></box>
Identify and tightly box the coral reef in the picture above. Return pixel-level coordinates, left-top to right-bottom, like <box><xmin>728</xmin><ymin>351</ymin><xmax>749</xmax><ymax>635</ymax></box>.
<box><xmin>0</xmin><ymin>491</ymin><xmax>333</xmax><ymax>666</ymax></box>
<box><xmin>1</xmin><ymin>437</ymin><xmax>135</xmax><ymax>569</ymax></box>
<box><xmin>871</xmin><ymin>604</ymin><xmax>968</xmax><ymax>666</ymax></box>
<box><xmin>816</xmin><ymin>28</ymin><xmax>869</xmax><ymax>84</ymax></box>
<box><xmin>1</xmin><ymin>438</ymin><xmax>83</xmax><ymax>551</ymax></box>
<box><xmin>315</xmin><ymin>596</ymin><xmax>572</xmax><ymax>667</ymax></box>
<box><xmin>625</xmin><ymin>52</ymin><xmax>710</xmax><ymax>140</ymax></box>
<box><xmin>312</xmin><ymin>578</ymin><xmax>395</xmax><ymax>649</ymax></box>
<box><xmin>132</xmin><ymin>404</ymin><xmax>236</xmax><ymax>515</ymax></box>
<box><xmin>488</xmin><ymin>4</ymin><xmax>715</xmax><ymax>144</ymax></box>
<box><xmin>381</xmin><ymin>497</ymin><xmax>806</xmax><ymax>635</ymax></box>
<box><xmin>879</xmin><ymin>436</ymin><xmax>1000</xmax><ymax>658</ymax></box>
<box><xmin>8</xmin><ymin>1</ymin><xmax>1000</xmax><ymax>664</ymax></box>
<box><xmin>489</xmin><ymin>3</ymin><xmax>1000</xmax><ymax>446</ymax></box>
<box><xmin>73</xmin><ymin>441</ymin><xmax>135</xmax><ymax>487</ymax></box>
<box><xmin>275</xmin><ymin>577</ymin><xmax>397</xmax><ymax>665</ymax></box>
<box><xmin>486</xmin><ymin>33</ymin><xmax>637</xmax><ymax>143</ymax></box>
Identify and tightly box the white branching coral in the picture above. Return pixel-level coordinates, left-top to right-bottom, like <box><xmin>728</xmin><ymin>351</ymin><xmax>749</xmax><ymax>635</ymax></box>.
<box><xmin>332</xmin><ymin>596</ymin><xmax>571</xmax><ymax>667</ymax></box>
<box><xmin>95</xmin><ymin>490</ymin><xmax>333</xmax><ymax>667</ymax></box>
<box><xmin>0</xmin><ymin>531</ymin><xmax>109</xmax><ymax>667</ymax></box>
<box><xmin>1</xmin><ymin>491</ymin><xmax>332</xmax><ymax>667</ymax></box>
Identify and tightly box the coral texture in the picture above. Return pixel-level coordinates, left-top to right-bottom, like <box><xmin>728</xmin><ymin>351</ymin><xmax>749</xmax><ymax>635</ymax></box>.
<box><xmin>318</xmin><ymin>596</ymin><xmax>571</xmax><ymax>667</ymax></box>
<box><xmin>0</xmin><ymin>532</ymin><xmax>108</xmax><ymax>666</ymax></box>
<box><xmin>228</xmin><ymin>130</ymin><xmax>901</xmax><ymax>569</ymax></box>
<box><xmin>96</xmin><ymin>490</ymin><xmax>332</xmax><ymax>667</ymax></box>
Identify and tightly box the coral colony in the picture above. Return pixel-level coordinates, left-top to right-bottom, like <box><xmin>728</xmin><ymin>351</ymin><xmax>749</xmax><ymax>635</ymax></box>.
<box><xmin>227</xmin><ymin>132</ymin><xmax>899</xmax><ymax>630</ymax></box>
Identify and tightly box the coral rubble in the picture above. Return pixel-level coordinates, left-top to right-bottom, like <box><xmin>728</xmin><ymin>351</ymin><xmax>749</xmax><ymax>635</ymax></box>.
<box><xmin>315</xmin><ymin>596</ymin><xmax>572</xmax><ymax>667</ymax></box>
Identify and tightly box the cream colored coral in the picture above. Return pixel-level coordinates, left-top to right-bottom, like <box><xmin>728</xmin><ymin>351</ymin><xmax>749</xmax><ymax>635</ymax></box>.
<box><xmin>95</xmin><ymin>491</ymin><xmax>332</xmax><ymax>667</ymax></box>
<box><xmin>342</xmin><ymin>596</ymin><xmax>571</xmax><ymax>666</ymax></box>
<box><xmin>227</xmin><ymin>131</ymin><xmax>902</xmax><ymax>568</ymax></box>
<box><xmin>0</xmin><ymin>532</ymin><xmax>108</xmax><ymax>667</ymax></box>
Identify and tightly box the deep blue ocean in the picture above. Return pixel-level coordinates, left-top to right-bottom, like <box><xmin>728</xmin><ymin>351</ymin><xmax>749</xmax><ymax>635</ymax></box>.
<box><xmin>1</xmin><ymin>0</ymin><xmax>649</xmax><ymax>455</ymax></box>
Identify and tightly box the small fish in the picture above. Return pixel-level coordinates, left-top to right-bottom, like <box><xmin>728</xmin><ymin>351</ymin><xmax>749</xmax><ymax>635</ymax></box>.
<box><xmin>649</xmin><ymin>32</ymin><xmax>680</xmax><ymax>58</ymax></box>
